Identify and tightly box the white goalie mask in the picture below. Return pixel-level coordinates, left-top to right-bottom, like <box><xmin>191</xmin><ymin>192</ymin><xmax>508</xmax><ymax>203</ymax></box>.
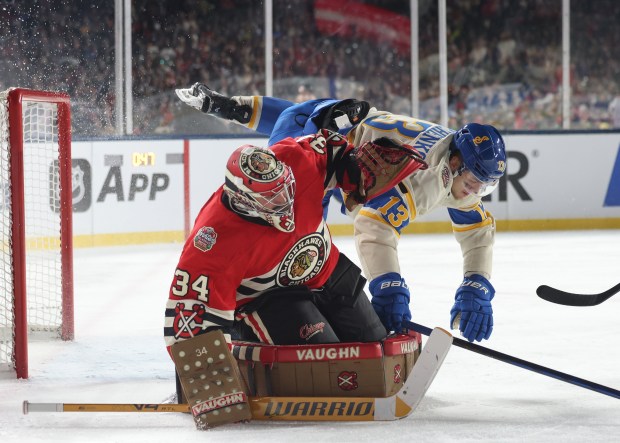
<box><xmin>223</xmin><ymin>145</ymin><xmax>296</xmax><ymax>233</ymax></box>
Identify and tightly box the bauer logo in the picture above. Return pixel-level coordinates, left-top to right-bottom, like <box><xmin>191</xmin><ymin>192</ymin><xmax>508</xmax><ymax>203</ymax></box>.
<box><xmin>49</xmin><ymin>159</ymin><xmax>92</xmax><ymax>213</ymax></box>
<box><xmin>603</xmin><ymin>145</ymin><xmax>620</xmax><ymax>206</ymax></box>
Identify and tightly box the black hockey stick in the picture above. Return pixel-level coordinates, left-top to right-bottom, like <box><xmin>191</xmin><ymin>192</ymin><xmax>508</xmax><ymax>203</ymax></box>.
<box><xmin>405</xmin><ymin>321</ymin><xmax>620</xmax><ymax>400</ymax></box>
<box><xmin>536</xmin><ymin>282</ymin><xmax>620</xmax><ymax>306</ymax></box>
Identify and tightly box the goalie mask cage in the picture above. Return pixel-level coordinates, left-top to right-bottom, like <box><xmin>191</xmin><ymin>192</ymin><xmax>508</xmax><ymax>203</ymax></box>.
<box><xmin>0</xmin><ymin>88</ymin><xmax>74</xmax><ymax>379</ymax></box>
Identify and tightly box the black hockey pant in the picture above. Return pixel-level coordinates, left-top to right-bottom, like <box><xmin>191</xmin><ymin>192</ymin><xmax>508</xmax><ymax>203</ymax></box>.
<box><xmin>233</xmin><ymin>253</ymin><xmax>387</xmax><ymax>345</ymax></box>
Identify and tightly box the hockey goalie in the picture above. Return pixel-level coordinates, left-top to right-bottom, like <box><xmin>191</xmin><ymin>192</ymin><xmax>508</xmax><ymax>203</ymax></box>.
<box><xmin>164</xmin><ymin>130</ymin><xmax>431</xmax><ymax>428</ymax></box>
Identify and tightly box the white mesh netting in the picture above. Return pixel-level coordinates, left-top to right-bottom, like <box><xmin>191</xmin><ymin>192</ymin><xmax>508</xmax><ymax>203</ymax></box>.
<box><xmin>0</xmin><ymin>91</ymin><xmax>13</xmax><ymax>371</ymax></box>
<box><xmin>0</xmin><ymin>90</ymin><xmax>65</xmax><ymax>374</ymax></box>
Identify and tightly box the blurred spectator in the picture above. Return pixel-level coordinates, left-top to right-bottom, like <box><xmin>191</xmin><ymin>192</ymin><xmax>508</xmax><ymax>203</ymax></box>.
<box><xmin>610</xmin><ymin>92</ymin><xmax>620</xmax><ymax>128</ymax></box>
<box><xmin>295</xmin><ymin>84</ymin><xmax>316</xmax><ymax>102</ymax></box>
<box><xmin>1</xmin><ymin>0</ymin><xmax>618</xmax><ymax>135</ymax></box>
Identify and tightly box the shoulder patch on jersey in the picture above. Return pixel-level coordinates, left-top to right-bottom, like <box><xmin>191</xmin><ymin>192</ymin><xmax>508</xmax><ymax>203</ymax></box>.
<box><xmin>442</xmin><ymin>166</ymin><xmax>450</xmax><ymax>188</ymax></box>
<box><xmin>194</xmin><ymin>226</ymin><xmax>218</xmax><ymax>252</ymax></box>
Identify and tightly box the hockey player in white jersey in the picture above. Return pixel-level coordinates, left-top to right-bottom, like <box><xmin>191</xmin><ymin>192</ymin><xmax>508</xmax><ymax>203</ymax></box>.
<box><xmin>176</xmin><ymin>84</ymin><xmax>507</xmax><ymax>343</ymax></box>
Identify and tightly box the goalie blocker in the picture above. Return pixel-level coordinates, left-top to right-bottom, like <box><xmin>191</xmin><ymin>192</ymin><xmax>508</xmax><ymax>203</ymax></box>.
<box><xmin>171</xmin><ymin>330</ymin><xmax>252</xmax><ymax>429</ymax></box>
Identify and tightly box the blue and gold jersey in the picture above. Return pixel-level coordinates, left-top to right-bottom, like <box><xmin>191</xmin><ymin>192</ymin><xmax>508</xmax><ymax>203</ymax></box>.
<box><xmin>348</xmin><ymin>112</ymin><xmax>453</xmax><ymax>160</ymax></box>
<box><xmin>358</xmin><ymin>183</ymin><xmax>416</xmax><ymax>237</ymax></box>
<box><xmin>351</xmin><ymin>110</ymin><xmax>495</xmax><ymax>281</ymax></box>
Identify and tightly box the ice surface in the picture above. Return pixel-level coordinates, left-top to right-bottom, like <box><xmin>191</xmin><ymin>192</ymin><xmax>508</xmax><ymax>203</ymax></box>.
<box><xmin>1</xmin><ymin>231</ymin><xmax>619</xmax><ymax>442</ymax></box>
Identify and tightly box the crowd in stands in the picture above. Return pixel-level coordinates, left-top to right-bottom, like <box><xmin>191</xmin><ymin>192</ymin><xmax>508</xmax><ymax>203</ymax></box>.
<box><xmin>1</xmin><ymin>0</ymin><xmax>618</xmax><ymax>137</ymax></box>
<box><xmin>0</xmin><ymin>1</ymin><xmax>116</xmax><ymax>135</ymax></box>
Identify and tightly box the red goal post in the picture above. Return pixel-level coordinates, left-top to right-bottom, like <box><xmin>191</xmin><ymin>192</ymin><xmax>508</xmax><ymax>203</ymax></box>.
<box><xmin>0</xmin><ymin>88</ymin><xmax>74</xmax><ymax>379</ymax></box>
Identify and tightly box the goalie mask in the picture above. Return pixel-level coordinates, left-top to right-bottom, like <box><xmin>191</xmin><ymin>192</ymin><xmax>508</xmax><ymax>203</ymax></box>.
<box><xmin>224</xmin><ymin>145</ymin><xmax>296</xmax><ymax>232</ymax></box>
<box><xmin>452</xmin><ymin>123</ymin><xmax>507</xmax><ymax>197</ymax></box>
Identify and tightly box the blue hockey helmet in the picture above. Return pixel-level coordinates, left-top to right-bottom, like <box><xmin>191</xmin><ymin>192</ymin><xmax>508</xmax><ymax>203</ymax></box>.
<box><xmin>452</xmin><ymin>123</ymin><xmax>507</xmax><ymax>185</ymax></box>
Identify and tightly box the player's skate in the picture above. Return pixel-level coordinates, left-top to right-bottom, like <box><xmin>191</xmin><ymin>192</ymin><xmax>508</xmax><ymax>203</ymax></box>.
<box><xmin>176</xmin><ymin>83</ymin><xmax>252</xmax><ymax>124</ymax></box>
<box><xmin>318</xmin><ymin>98</ymin><xmax>371</xmax><ymax>131</ymax></box>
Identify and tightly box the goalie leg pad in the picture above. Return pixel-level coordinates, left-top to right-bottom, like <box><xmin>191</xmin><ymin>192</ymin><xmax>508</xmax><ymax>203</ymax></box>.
<box><xmin>171</xmin><ymin>330</ymin><xmax>252</xmax><ymax>429</ymax></box>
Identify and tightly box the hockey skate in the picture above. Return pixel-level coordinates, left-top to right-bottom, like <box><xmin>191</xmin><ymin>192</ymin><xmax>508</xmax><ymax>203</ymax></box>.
<box><xmin>317</xmin><ymin>98</ymin><xmax>371</xmax><ymax>132</ymax></box>
<box><xmin>177</xmin><ymin>83</ymin><xmax>252</xmax><ymax>124</ymax></box>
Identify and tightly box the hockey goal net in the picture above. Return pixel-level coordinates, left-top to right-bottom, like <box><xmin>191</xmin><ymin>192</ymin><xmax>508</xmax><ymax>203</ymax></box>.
<box><xmin>0</xmin><ymin>88</ymin><xmax>74</xmax><ymax>379</ymax></box>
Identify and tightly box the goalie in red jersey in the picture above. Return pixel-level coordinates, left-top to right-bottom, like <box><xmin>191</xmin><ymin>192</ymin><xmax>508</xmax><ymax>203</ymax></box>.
<box><xmin>164</xmin><ymin>129</ymin><xmax>427</xmax><ymax>349</ymax></box>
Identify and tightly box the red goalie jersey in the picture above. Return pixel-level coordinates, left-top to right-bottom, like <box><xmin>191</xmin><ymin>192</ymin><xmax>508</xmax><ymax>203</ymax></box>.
<box><xmin>164</xmin><ymin>133</ymin><xmax>352</xmax><ymax>349</ymax></box>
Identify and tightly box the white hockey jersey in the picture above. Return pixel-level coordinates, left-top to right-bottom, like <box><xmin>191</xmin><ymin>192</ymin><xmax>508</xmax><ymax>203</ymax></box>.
<box><xmin>346</xmin><ymin>110</ymin><xmax>495</xmax><ymax>282</ymax></box>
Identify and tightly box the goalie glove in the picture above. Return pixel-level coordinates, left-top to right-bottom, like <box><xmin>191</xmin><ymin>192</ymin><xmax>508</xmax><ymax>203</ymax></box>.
<box><xmin>312</xmin><ymin>130</ymin><xmax>426</xmax><ymax>211</ymax></box>
<box><xmin>344</xmin><ymin>137</ymin><xmax>427</xmax><ymax>211</ymax></box>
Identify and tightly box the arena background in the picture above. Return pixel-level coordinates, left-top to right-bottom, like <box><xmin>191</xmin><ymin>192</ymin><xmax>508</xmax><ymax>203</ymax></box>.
<box><xmin>1</xmin><ymin>3</ymin><xmax>620</xmax><ymax>441</ymax></box>
<box><xmin>2</xmin><ymin>0</ymin><xmax>620</xmax><ymax>246</ymax></box>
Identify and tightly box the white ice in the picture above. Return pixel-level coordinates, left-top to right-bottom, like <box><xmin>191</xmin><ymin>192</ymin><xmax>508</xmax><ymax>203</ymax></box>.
<box><xmin>1</xmin><ymin>230</ymin><xmax>619</xmax><ymax>442</ymax></box>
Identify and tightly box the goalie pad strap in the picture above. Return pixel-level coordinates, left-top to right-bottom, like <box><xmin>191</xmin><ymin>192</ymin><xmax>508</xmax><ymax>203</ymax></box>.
<box><xmin>171</xmin><ymin>330</ymin><xmax>252</xmax><ymax>429</ymax></box>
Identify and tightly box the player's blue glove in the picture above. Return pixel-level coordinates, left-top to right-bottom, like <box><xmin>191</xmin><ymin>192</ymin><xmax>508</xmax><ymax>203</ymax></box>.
<box><xmin>369</xmin><ymin>272</ymin><xmax>411</xmax><ymax>333</ymax></box>
<box><xmin>450</xmin><ymin>274</ymin><xmax>495</xmax><ymax>342</ymax></box>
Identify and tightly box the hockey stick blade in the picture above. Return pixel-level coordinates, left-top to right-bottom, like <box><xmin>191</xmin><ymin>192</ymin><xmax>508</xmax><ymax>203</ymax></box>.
<box><xmin>23</xmin><ymin>327</ymin><xmax>452</xmax><ymax>422</ymax></box>
<box><xmin>536</xmin><ymin>282</ymin><xmax>620</xmax><ymax>306</ymax></box>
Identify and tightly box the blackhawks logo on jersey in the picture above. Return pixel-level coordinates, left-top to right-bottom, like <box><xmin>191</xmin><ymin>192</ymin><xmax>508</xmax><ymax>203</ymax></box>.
<box><xmin>276</xmin><ymin>233</ymin><xmax>327</xmax><ymax>286</ymax></box>
<box><xmin>173</xmin><ymin>301</ymin><xmax>206</xmax><ymax>339</ymax></box>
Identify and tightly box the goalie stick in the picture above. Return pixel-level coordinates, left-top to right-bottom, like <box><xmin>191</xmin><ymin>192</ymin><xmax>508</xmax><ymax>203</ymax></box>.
<box><xmin>406</xmin><ymin>321</ymin><xmax>620</xmax><ymax>400</ymax></box>
<box><xmin>536</xmin><ymin>282</ymin><xmax>620</xmax><ymax>307</ymax></box>
<box><xmin>23</xmin><ymin>327</ymin><xmax>452</xmax><ymax>422</ymax></box>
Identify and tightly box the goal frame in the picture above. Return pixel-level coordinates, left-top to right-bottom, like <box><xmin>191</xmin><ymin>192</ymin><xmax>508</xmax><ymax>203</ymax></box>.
<box><xmin>5</xmin><ymin>88</ymin><xmax>74</xmax><ymax>379</ymax></box>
